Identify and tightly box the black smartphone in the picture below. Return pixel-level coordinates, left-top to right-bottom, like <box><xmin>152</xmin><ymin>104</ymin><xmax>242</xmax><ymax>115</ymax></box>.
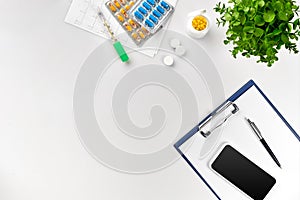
<box><xmin>211</xmin><ymin>145</ymin><xmax>276</xmax><ymax>200</ymax></box>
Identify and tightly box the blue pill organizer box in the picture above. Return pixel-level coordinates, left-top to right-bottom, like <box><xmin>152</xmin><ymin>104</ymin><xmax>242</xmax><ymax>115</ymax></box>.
<box><xmin>130</xmin><ymin>0</ymin><xmax>174</xmax><ymax>34</ymax></box>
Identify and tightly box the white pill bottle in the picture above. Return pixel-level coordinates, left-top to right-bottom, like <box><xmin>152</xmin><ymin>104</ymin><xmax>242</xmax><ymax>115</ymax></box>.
<box><xmin>186</xmin><ymin>9</ymin><xmax>211</xmax><ymax>39</ymax></box>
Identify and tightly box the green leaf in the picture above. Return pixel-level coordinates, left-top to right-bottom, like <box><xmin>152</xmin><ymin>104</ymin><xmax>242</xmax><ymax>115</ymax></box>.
<box><xmin>258</xmin><ymin>0</ymin><xmax>265</xmax><ymax>7</ymax></box>
<box><xmin>266</xmin><ymin>25</ymin><xmax>270</xmax><ymax>33</ymax></box>
<box><xmin>274</xmin><ymin>35</ymin><xmax>281</xmax><ymax>42</ymax></box>
<box><xmin>245</xmin><ymin>21</ymin><xmax>254</xmax><ymax>27</ymax></box>
<box><xmin>255</xmin><ymin>15</ymin><xmax>265</xmax><ymax>26</ymax></box>
<box><xmin>232</xmin><ymin>25</ymin><xmax>243</xmax><ymax>32</ymax></box>
<box><xmin>272</xmin><ymin>29</ymin><xmax>282</xmax><ymax>36</ymax></box>
<box><xmin>285</xmin><ymin>2</ymin><xmax>291</xmax><ymax>10</ymax></box>
<box><xmin>240</xmin><ymin>15</ymin><xmax>246</xmax><ymax>25</ymax></box>
<box><xmin>263</xmin><ymin>11</ymin><xmax>275</xmax><ymax>22</ymax></box>
<box><xmin>281</xmin><ymin>34</ymin><xmax>289</xmax><ymax>43</ymax></box>
<box><xmin>254</xmin><ymin>28</ymin><xmax>264</xmax><ymax>37</ymax></box>
<box><xmin>243</xmin><ymin>26</ymin><xmax>255</xmax><ymax>33</ymax></box>
<box><xmin>293</xmin><ymin>19</ymin><xmax>299</xmax><ymax>29</ymax></box>
<box><xmin>278</xmin><ymin>11</ymin><xmax>289</xmax><ymax>21</ymax></box>
<box><xmin>224</xmin><ymin>40</ymin><xmax>230</xmax><ymax>45</ymax></box>
<box><xmin>266</xmin><ymin>48</ymin><xmax>274</xmax><ymax>56</ymax></box>
<box><xmin>243</xmin><ymin>7</ymin><xmax>249</xmax><ymax>13</ymax></box>
<box><xmin>233</xmin><ymin>12</ymin><xmax>239</xmax><ymax>19</ymax></box>
<box><xmin>249</xmin><ymin>8</ymin><xmax>256</xmax><ymax>16</ymax></box>
<box><xmin>245</xmin><ymin>32</ymin><xmax>253</xmax><ymax>39</ymax></box>
<box><xmin>233</xmin><ymin>21</ymin><xmax>241</xmax><ymax>26</ymax></box>
<box><xmin>290</xmin><ymin>33</ymin><xmax>295</xmax><ymax>39</ymax></box>
<box><xmin>274</xmin><ymin>1</ymin><xmax>283</xmax><ymax>11</ymax></box>
<box><xmin>288</xmin><ymin>13</ymin><xmax>294</xmax><ymax>20</ymax></box>
<box><xmin>226</xmin><ymin>30</ymin><xmax>234</xmax><ymax>36</ymax></box>
<box><xmin>292</xmin><ymin>5</ymin><xmax>299</xmax><ymax>10</ymax></box>
<box><xmin>224</xmin><ymin>13</ymin><xmax>232</xmax><ymax>21</ymax></box>
<box><xmin>250</xmin><ymin>38</ymin><xmax>257</xmax><ymax>47</ymax></box>
<box><xmin>279</xmin><ymin>23</ymin><xmax>287</xmax><ymax>31</ymax></box>
<box><xmin>287</xmin><ymin>23</ymin><xmax>292</xmax><ymax>32</ymax></box>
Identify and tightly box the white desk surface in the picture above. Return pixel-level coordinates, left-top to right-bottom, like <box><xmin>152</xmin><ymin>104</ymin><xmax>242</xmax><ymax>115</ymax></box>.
<box><xmin>0</xmin><ymin>0</ymin><xmax>299</xmax><ymax>200</ymax></box>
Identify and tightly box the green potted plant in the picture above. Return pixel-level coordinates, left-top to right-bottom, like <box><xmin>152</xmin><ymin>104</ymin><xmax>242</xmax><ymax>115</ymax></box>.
<box><xmin>214</xmin><ymin>0</ymin><xmax>300</xmax><ymax>66</ymax></box>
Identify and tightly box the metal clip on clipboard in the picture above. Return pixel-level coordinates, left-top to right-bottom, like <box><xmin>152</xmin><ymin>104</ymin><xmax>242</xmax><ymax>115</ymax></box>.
<box><xmin>198</xmin><ymin>101</ymin><xmax>239</xmax><ymax>138</ymax></box>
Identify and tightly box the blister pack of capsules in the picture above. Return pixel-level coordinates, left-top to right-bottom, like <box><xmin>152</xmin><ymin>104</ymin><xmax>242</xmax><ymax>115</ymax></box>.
<box><xmin>106</xmin><ymin>0</ymin><xmax>174</xmax><ymax>45</ymax></box>
<box><xmin>106</xmin><ymin>0</ymin><xmax>151</xmax><ymax>45</ymax></box>
<box><xmin>131</xmin><ymin>0</ymin><xmax>174</xmax><ymax>34</ymax></box>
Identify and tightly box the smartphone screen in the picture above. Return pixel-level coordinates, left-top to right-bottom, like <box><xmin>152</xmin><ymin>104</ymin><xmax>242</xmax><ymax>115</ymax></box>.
<box><xmin>211</xmin><ymin>145</ymin><xmax>276</xmax><ymax>200</ymax></box>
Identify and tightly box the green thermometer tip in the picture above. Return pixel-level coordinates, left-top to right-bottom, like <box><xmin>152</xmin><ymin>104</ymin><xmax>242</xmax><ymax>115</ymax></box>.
<box><xmin>113</xmin><ymin>41</ymin><xmax>129</xmax><ymax>62</ymax></box>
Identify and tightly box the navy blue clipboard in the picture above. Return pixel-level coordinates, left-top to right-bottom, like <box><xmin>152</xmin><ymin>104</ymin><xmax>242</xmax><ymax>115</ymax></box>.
<box><xmin>174</xmin><ymin>80</ymin><xmax>300</xmax><ymax>200</ymax></box>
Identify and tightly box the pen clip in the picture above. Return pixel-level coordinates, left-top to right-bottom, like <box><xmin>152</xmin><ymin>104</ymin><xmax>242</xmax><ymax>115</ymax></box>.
<box><xmin>246</xmin><ymin>118</ymin><xmax>263</xmax><ymax>140</ymax></box>
<box><xmin>198</xmin><ymin>101</ymin><xmax>239</xmax><ymax>138</ymax></box>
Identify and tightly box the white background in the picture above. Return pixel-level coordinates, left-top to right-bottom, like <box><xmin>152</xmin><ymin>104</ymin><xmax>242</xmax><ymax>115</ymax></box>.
<box><xmin>0</xmin><ymin>0</ymin><xmax>299</xmax><ymax>199</ymax></box>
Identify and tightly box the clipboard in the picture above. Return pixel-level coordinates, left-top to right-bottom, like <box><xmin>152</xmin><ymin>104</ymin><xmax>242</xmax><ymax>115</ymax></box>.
<box><xmin>174</xmin><ymin>80</ymin><xmax>300</xmax><ymax>200</ymax></box>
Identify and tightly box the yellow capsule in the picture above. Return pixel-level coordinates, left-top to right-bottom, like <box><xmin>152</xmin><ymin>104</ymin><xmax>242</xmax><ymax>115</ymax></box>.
<box><xmin>128</xmin><ymin>19</ymin><xmax>138</xmax><ymax>28</ymax></box>
<box><xmin>125</xmin><ymin>5</ymin><xmax>130</xmax><ymax>11</ymax></box>
<box><xmin>141</xmin><ymin>27</ymin><xmax>149</xmax><ymax>35</ymax></box>
<box><xmin>120</xmin><ymin>8</ymin><xmax>129</xmax><ymax>18</ymax></box>
<box><xmin>123</xmin><ymin>22</ymin><xmax>133</xmax><ymax>32</ymax></box>
<box><xmin>120</xmin><ymin>8</ymin><xmax>126</xmax><ymax>15</ymax></box>
<box><xmin>129</xmin><ymin>1</ymin><xmax>135</xmax><ymax>7</ymax></box>
<box><xmin>119</xmin><ymin>0</ymin><xmax>127</xmax><ymax>5</ymax></box>
<box><xmin>138</xmin><ymin>30</ymin><xmax>145</xmax><ymax>39</ymax></box>
<box><xmin>131</xmin><ymin>32</ymin><xmax>141</xmax><ymax>42</ymax></box>
<box><xmin>131</xmin><ymin>32</ymin><xmax>138</xmax><ymax>39</ymax></box>
<box><xmin>115</xmin><ymin>13</ymin><xmax>125</xmax><ymax>22</ymax></box>
<box><xmin>124</xmin><ymin>13</ymin><xmax>129</xmax><ymax>18</ymax></box>
<box><xmin>113</xmin><ymin>0</ymin><xmax>121</xmax><ymax>9</ymax></box>
<box><xmin>107</xmin><ymin>2</ymin><xmax>117</xmax><ymax>12</ymax></box>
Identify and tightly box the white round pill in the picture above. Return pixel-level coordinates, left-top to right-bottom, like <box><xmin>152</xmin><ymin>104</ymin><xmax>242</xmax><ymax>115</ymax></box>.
<box><xmin>170</xmin><ymin>38</ymin><xmax>181</xmax><ymax>48</ymax></box>
<box><xmin>163</xmin><ymin>55</ymin><xmax>174</xmax><ymax>66</ymax></box>
<box><xmin>175</xmin><ymin>45</ymin><xmax>186</xmax><ymax>56</ymax></box>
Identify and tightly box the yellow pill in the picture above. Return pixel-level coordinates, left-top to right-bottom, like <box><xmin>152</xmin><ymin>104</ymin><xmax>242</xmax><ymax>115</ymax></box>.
<box><xmin>125</xmin><ymin>5</ymin><xmax>130</xmax><ymax>11</ymax></box>
<box><xmin>131</xmin><ymin>32</ymin><xmax>138</xmax><ymax>39</ymax></box>
<box><xmin>141</xmin><ymin>27</ymin><xmax>149</xmax><ymax>35</ymax></box>
<box><xmin>113</xmin><ymin>0</ymin><xmax>121</xmax><ymax>8</ymax></box>
<box><xmin>120</xmin><ymin>8</ymin><xmax>126</xmax><ymax>15</ymax></box>
<box><xmin>115</xmin><ymin>13</ymin><xmax>125</xmax><ymax>22</ymax></box>
<box><xmin>129</xmin><ymin>1</ymin><xmax>135</xmax><ymax>7</ymax></box>
<box><xmin>122</xmin><ymin>12</ymin><xmax>129</xmax><ymax>18</ymax></box>
<box><xmin>128</xmin><ymin>19</ymin><xmax>138</xmax><ymax>29</ymax></box>
<box><xmin>119</xmin><ymin>0</ymin><xmax>127</xmax><ymax>5</ymax></box>
<box><xmin>138</xmin><ymin>31</ymin><xmax>145</xmax><ymax>39</ymax></box>
<box><xmin>131</xmin><ymin>32</ymin><xmax>141</xmax><ymax>42</ymax></box>
<box><xmin>123</xmin><ymin>22</ymin><xmax>133</xmax><ymax>32</ymax></box>
<box><xmin>107</xmin><ymin>2</ymin><xmax>117</xmax><ymax>12</ymax></box>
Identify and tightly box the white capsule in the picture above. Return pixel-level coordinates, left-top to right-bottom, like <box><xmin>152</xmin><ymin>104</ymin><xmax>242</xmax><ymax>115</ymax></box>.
<box><xmin>175</xmin><ymin>45</ymin><xmax>186</xmax><ymax>56</ymax></box>
<box><xmin>163</xmin><ymin>55</ymin><xmax>174</xmax><ymax>66</ymax></box>
<box><xmin>170</xmin><ymin>38</ymin><xmax>181</xmax><ymax>48</ymax></box>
